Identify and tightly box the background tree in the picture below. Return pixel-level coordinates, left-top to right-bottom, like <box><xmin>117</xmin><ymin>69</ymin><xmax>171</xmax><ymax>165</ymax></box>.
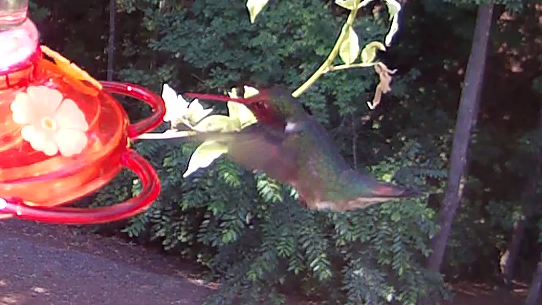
<box><xmin>427</xmin><ymin>1</ymin><xmax>494</xmax><ymax>272</ymax></box>
<box><xmin>107</xmin><ymin>0</ymin><xmax>116</xmax><ymax>81</ymax></box>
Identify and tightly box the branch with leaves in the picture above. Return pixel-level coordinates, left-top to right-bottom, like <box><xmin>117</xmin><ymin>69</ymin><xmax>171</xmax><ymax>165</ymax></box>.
<box><xmin>137</xmin><ymin>0</ymin><xmax>403</xmax><ymax>178</ymax></box>
<box><xmin>248</xmin><ymin>0</ymin><xmax>401</xmax><ymax>109</ymax></box>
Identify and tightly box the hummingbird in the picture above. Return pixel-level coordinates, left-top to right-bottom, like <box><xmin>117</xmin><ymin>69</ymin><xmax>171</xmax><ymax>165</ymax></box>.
<box><xmin>185</xmin><ymin>87</ymin><xmax>420</xmax><ymax>212</ymax></box>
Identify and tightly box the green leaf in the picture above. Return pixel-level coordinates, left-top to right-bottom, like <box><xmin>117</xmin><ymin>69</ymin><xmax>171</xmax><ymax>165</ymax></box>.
<box><xmin>161</xmin><ymin>83</ymin><xmax>212</xmax><ymax>126</ymax></box>
<box><xmin>381</xmin><ymin>173</ymin><xmax>392</xmax><ymax>182</ymax></box>
<box><xmin>191</xmin><ymin>115</ymin><xmax>237</xmax><ymax>132</ymax></box>
<box><xmin>335</xmin><ymin>0</ymin><xmax>374</xmax><ymax>10</ymax></box>
<box><xmin>227</xmin><ymin>101</ymin><xmax>258</xmax><ymax>129</ymax></box>
<box><xmin>227</xmin><ymin>86</ymin><xmax>258</xmax><ymax>128</ymax></box>
<box><xmin>339</xmin><ymin>26</ymin><xmax>360</xmax><ymax>65</ymax></box>
<box><xmin>391</xmin><ymin>211</ymin><xmax>401</xmax><ymax>222</ymax></box>
<box><xmin>229</xmin><ymin>85</ymin><xmax>260</xmax><ymax>99</ymax></box>
<box><xmin>161</xmin><ymin>83</ymin><xmax>189</xmax><ymax>124</ymax></box>
<box><xmin>383</xmin><ymin>0</ymin><xmax>401</xmax><ymax>46</ymax></box>
<box><xmin>186</xmin><ymin>99</ymin><xmax>213</xmax><ymax>125</ymax></box>
<box><xmin>246</xmin><ymin>0</ymin><xmax>269</xmax><ymax>23</ymax></box>
<box><xmin>183</xmin><ymin>141</ymin><xmax>228</xmax><ymax>177</ymax></box>
<box><xmin>361</xmin><ymin>41</ymin><xmax>386</xmax><ymax>64</ymax></box>
<box><xmin>335</xmin><ymin>0</ymin><xmax>358</xmax><ymax>10</ymax></box>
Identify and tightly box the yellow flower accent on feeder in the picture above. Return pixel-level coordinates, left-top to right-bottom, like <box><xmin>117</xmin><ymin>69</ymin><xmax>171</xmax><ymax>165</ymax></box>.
<box><xmin>11</xmin><ymin>86</ymin><xmax>89</xmax><ymax>157</ymax></box>
<box><xmin>40</xmin><ymin>46</ymin><xmax>102</xmax><ymax>96</ymax></box>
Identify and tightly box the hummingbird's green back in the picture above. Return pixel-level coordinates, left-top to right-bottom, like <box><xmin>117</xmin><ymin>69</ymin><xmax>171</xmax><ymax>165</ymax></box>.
<box><xmin>272</xmin><ymin>90</ymin><xmax>418</xmax><ymax>211</ymax></box>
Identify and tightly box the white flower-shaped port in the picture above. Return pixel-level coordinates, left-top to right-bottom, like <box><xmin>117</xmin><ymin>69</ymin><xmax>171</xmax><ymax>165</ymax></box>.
<box><xmin>11</xmin><ymin>86</ymin><xmax>89</xmax><ymax>157</ymax></box>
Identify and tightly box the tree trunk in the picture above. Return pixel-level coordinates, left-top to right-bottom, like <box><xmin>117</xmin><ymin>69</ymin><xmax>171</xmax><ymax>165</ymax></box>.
<box><xmin>426</xmin><ymin>3</ymin><xmax>494</xmax><ymax>272</ymax></box>
<box><xmin>525</xmin><ymin>251</ymin><xmax>542</xmax><ymax>305</ymax></box>
<box><xmin>501</xmin><ymin>102</ymin><xmax>542</xmax><ymax>287</ymax></box>
<box><xmin>501</xmin><ymin>217</ymin><xmax>527</xmax><ymax>287</ymax></box>
<box><xmin>107</xmin><ymin>0</ymin><xmax>116</xmax><ymax>81</ymax></box>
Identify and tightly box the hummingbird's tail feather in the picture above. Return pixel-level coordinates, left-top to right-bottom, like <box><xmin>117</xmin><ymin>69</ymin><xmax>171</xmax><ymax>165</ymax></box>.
<box><xmin>370</xmin><ymin>183</ymin><xmax>422</xmax><ymax>199</ymax></box>
<box><xmin>311</xmin><ymin>183</ymin><xmax>422</xmax><ymax>212</ymax></box>
<box><xmin>397</xmin><ymin>188</ymin><xmax>423</xmax><ymax>198</ymax></box>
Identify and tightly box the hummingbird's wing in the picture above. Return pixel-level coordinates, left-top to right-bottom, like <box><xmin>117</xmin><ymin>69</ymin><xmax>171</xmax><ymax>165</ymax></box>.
<box><xmin>208</xmin><ymin>123</ymin><xmax>299</xmax><ymax>183</ymax></box>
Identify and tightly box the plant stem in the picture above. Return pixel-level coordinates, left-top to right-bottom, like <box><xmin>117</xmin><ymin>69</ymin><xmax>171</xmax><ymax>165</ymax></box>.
<box><xmin>292</xmin><ymin>4</ymin><xmax>361</xmax><ymax>98</ymax></box>
<box><xmin>328</xmin><ymin>62</ymin><xmax>376</xmax><ymax>73</ymax></box>
<box><xmin>352</xmin><ymin>115</ymin><xmax>358</xmax><ymax>170</ymax></box>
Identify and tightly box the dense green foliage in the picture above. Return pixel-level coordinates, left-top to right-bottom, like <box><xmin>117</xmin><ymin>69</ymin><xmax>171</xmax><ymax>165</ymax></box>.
<box><xmin>29</xmin><ymin>0</ymin><xmax>542</xmax><ymax>304</ymax></box>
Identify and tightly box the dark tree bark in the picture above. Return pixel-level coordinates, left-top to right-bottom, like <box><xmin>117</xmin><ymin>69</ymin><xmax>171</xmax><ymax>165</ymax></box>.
<box><xmin>502</xmin><ymin>99</ymin><xmax>542</xmax><ymax>286</ymax></box>
<box><xmin>501</xmin><ymin>217</ymin><xmax>527</xmax><ymax>287</ymax></box>
<box><xmin>426</xmin><ymin>3</ymin><xmax>494</xmax><ymax>272</ymax></box>
<box><xmin>501</xmin><ymin>153</ymin><xmax>541</xmax><ymax>288</ymax></box>
<box><xmin>107</xmin><ymin>0</ymin><xmax>116</xmax><ymax>81</ymax></box>
<box><xmin>525</xmin><ymin>251</ymin><xmax>542</xmax><ymax>305</ymax></box>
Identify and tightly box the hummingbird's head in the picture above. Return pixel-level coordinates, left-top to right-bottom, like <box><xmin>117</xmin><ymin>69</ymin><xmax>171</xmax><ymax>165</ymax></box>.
<box><xmin>185</xmin><ymin>86</ymin><xmax>306</xmax><ymax>127</ymax></box>
<box><xmin>243</xmin><ymin>87</ymin><xmax>307</xmax><ymax>121</ymax></box>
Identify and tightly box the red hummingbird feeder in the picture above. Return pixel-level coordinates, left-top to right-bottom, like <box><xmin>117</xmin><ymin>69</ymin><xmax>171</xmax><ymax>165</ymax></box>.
<box><xmin>0</xmin><ymin>0</ymin><xmax>165</xmax><ymax>224</ymax></box>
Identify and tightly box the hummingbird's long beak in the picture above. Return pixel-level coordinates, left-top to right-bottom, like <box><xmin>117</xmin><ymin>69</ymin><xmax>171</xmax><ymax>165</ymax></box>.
<box><xmin>184</xmin><ymin>92</ymin><xmax>262</xmax><ymax>106</ymax></box>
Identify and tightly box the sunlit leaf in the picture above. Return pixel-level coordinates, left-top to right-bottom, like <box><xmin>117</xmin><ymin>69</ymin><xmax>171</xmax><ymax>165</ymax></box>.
<box><xmin>229</xmin><ymin>85</ymin><xmax>260</xmax><ymax>99</ymax></box>
<box><xmin>339</xmin><ymin>26</ymin><xmax>360</xmax><ymax>65</ymax></box>
<box><xmin>228</xmin><ymin>85</ymin><xmax>259</xmax><ymax>104</ymax></box>
<box><xmin>183</xmin><ymin>141</ymin><xmax>228</xmax><ymax>177</ymax></box>
<box><xmin>162</xmin><ymin>83</ymin><xmax>189</xmax><ymax>124</ymax></box>
<box><xmin>361</xmin><ymin>41</ymin><xmax>386</xmax><ymax>64</ymax></box>
<box><xmin>191</xmin><ymin>115</ymin><xmax>237</xmax><ymax>132</ymax></box>
<box><xmin>246</xmin><ymin>0</ymin><xmax>269</xmax><ymax>23</ymax></box>
<box><xmin>161</xmin><ymin>84</ymin><xmax>212</xmax><ymax>126</ymax></box>
<box><xmin>384</xmin><ymin>0</ymin><xmax>401</xmax><ymax>46</ymax></box>
<box><xmin>229</xmin><ymin>102</ymin><xmax>258</xmax><ymax>129</ymax></box>
<box><xmin>228</xmin><ymin>85</ymin><xmax>259</xmax><ymax>128</ymax></box>
<box><xmin>243</xmin><ymin>86</ymin><xmax>260</xmax><ymax>98</ymax></box>
<box><xmin>335</xmin><ymin>0</ymin><xmax>358</xmax><ymax>10</ymax></box>
<box><xmin>335</xmin><ymin>0</ymin><xmax>373</xmax><ymax>10</ymax></box>
<box><xmin>187</xmin><ymin>99</ymin><xmax>213</xmax><ymax>125</ymax></box>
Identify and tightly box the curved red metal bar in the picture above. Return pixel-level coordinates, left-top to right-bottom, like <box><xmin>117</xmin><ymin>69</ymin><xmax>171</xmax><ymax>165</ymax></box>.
<box><xmin>0</xmin><ymin>149</ymin><xmax>160</xmax><ymax>224</ymax></box>
<box><xmin>100</xmin><ymin>81</ymin><xmax>166</xmax><ymax>139</ymax></box>
<box><xmin>0</xmin><ymin>81</ymin><xmax>166</xmax><ymax>224</ymax></box>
